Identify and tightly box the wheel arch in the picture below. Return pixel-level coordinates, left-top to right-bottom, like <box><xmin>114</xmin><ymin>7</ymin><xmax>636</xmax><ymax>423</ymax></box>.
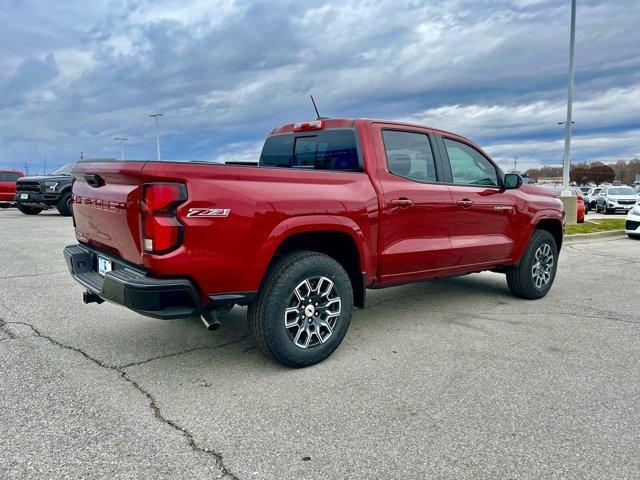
<box><xmin>534</xmin><ymin>217</ymin><xmax>564</xmax><ymax>252</ymax></box>
<box><xmin>253</xmin><ymin>216</ymin><xmax>371</xmax><ymax>309</ymax></box>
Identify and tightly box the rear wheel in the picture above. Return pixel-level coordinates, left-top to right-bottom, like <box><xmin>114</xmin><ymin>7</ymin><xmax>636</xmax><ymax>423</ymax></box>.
<box><xmin>247</xmin><ymin>251</ymin><xmax>353</xmax><ymax>368</ymax></box>
<box><xmin>16</xmin><ymin>204</ymin><xmax>42</xmax><ymax>215</ymax></box>
<box><xmin>57</xmin><ymin>191</ymin><xmax>73</xmax><ymax>216</ymax></box>
<box><xmin>506</xmin><ymin>230</ymin><xmax>558</xmax><ymax>300</ymax></box>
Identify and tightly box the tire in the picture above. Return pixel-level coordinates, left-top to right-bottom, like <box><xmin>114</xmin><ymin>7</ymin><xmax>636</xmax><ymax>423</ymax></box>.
<box><xmin>57</xmin><ymin>191</ymin><xmax>73</xmax><ymax>216</ymax></box>
<box><xmin>506</xmin><ymin>230</ymin><xmax>558</xmax><ymax>300</ymax></box>
<box><xmin>16</xmin><ymin>204</ymin><xmax>42</xmax><ymax>215</ymax></box>
<box><xmin>247</xmin><ymin>251</ymin><xmax>353</xmax><ymax>368</ymax></box>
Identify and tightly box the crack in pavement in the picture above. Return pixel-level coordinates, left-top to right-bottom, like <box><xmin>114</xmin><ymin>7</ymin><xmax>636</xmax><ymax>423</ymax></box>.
<box><xmin>568</xmin><ymin>244</ymin><xmax>640</xmax><ymax>264</ymax></box>
<box><xmin>0</xmin><ymin>318</ymin><xmax>244</xmax><ymax>480</ymax></box>
<box><xmin>0</xmin><ymin>270</ymin><xmax>68</xmax><ymax>280</ymax></box>
<box><xmin>118</xmin><ymin>335</ymin><xmax>250</xmax><ymax>369</ymax></box>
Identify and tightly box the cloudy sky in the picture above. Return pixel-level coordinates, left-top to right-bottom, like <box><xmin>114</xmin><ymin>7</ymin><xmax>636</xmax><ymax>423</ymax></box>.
<box><xmin>0</xmin><ymin>0</ymin><xmax>638</xmax><ymax>173</ymax></box>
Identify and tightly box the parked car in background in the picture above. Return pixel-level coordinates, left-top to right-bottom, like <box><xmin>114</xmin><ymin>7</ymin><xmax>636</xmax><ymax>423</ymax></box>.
<box><xmin>540</xmin><ymin>185</ymin><xmax>584</xmax><ymax>223</ymax></box>
<box><xmin>585</xmin><ymin>186</ymin><xmax>602</xmax><ymax>211</ymax></box>
<box><xmin>0</xmin><ymin>170</ymin><xmax>24</xmax><ymax>208</ymax></box>
<box><xmin>579</xmin><ymin>186</ymin><xmax>591</xmax><ymax>196</ymax></box>
<box><xmin>626</xmin><ymin>205</ymin><xmax>640</xmax><ymax>239</ymax></box>
<box><xmin>595</xmin><ymin>185</ymin><xmax>638</xmax><ymax>214</ymax></box>
<box><xmin>63</xmin><ymin>118</ymin><xmax>565</xmax><ymax>367</ymax></box>
<box><xmin>14</xmin><ymin>163</ymin><xmax>76</xmax><ymax>216</ymax></box>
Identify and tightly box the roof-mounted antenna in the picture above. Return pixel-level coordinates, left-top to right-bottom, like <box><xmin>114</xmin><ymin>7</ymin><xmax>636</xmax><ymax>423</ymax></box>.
<box><xmin>310</xmin><ymin>95</ymin><xmax>329</xmax><ymax>120</ymax></box>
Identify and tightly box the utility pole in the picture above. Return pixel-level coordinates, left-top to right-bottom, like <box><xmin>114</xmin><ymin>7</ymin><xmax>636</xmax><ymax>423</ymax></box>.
<box><xmin>513</xmin><ymin>156</ymin><xmax>518</xmax><ymax>173</ymax></box>
<box><xmin>562</xmin><ymin>0</ymin><xmax>577</xmax><ymax>193</ymax></box>
<box><xmin>24</xmin><ymin>159</ymin><xmax>29</xmax><ymax>176</ymax></box>
<box><xmin>149</xmin><ymin>113</ymin><xmax>163</xmax><ymax>161</ymax></box>
<box><xmin>43</xmin><ymin>154</ymin><xmax>47</xmax><ymax>175</ymax></box>
<box><xmin>80</xmin><ymin>151</ymin><xmax>84</xmax><ymax>161</ymax></box>
<box><xmin>115</xmin><ymin>136</ymin><xmax>128</xmax><ymax>161</ymax></box>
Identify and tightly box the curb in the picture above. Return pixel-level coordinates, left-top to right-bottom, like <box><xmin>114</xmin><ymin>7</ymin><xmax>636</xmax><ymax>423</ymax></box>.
<box><xmin>565</xmin><ymin>230</ymin><xmax>627</xmax><ymax>244</ymax></box>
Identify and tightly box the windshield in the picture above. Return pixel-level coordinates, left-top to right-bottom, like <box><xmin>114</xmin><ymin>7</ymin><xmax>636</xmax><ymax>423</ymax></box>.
<box><xmin>49</xmin><ymin>163</ymin><xmax>74</xmax><ymax>175</ymax></box>
<box><xmin>608</xmin><ymin>187</ymin><xmax>635</xmax><ymax>195</ymax></box>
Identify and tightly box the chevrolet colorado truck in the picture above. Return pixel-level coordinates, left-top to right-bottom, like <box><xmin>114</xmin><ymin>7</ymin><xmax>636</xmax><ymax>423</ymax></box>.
<box><xmin>64</xmin><ymin>118</ymin><xmax>565</xmax><ymax>367</ymax></box>
<box><xmin>15</xmin><ymin>163</ymin><xmax>75</xmax><ymax>216</ymax></box>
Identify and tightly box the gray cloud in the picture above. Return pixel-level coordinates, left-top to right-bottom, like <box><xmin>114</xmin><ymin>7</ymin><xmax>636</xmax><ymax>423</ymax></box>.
<box><xmin>0</xmin><ymin>0</ymin><xmax>638</xmax><ymax>172</ymax></box>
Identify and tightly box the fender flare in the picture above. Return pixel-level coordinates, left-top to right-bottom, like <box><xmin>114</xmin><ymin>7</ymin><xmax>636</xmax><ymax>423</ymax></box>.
<box><xmin>246</xmin><ymin>214</ymin><xmax>373</xmax><ymax>291</ymax></box>
<box><xmin>510</xmin><ymin>210</ymin><xmax>564</xmax><ymax>262</ymax></box>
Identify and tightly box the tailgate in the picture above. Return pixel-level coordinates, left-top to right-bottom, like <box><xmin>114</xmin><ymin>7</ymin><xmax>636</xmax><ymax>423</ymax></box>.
<box><xmin>72</xmin><ymin>162</ymin><xmax>147</xmax><ymax>265</ymax></box>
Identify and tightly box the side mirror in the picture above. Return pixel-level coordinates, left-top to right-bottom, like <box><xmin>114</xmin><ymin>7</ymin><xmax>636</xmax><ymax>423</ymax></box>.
<box><xmin>503</xmin><ymin>173</ymin><xmax>522</xmax><ymax>190</ymax></box>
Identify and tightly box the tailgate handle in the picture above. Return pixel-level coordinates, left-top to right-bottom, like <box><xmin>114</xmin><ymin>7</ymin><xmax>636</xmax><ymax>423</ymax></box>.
<box><xmin>84</xmin><ymin>174</ymin><xmax>105</xmax><ymax>188</ymax></box>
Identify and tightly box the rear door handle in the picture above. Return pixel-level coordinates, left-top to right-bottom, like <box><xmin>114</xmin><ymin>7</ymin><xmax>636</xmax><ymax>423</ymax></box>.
<box><xmin>390</xmin><ymin>197</ymin><xmax>414</xmax><ymax>208</ymax></box>
<box><xmin>456</xmin><ymin>199</ymin><xmax>473</xmax><ymax>209</ymax></box>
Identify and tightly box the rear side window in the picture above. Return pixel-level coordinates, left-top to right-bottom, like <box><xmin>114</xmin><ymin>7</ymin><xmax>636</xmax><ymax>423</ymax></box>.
<box><xmin>382</xmin><ymin>130</ymin><xmax>437</xmax><ymax>182</ymax></box>
<box><xmin>0</xmin><ymin>173</ymin><xmax>20</xmax><ymax>181</ymax></box>
<box><xmin>259</xmin><ymin>129</ymin><xmax>360</xmax><ymax>171</ymax></box>
<box><xmin>443</xmin><ymin>138</ymin><xmax>498</xmax><ymax>186</ymax></box>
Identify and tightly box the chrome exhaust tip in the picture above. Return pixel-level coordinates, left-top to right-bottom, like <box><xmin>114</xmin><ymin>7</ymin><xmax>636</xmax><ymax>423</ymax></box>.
<box><xmin>200</xmin><ymin>309</ymin><xmax>221</xmax><ymax>331</ymax></box>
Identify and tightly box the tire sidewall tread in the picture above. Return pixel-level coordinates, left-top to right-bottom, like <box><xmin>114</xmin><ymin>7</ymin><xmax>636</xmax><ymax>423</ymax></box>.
<box><xmin>248</xmin><ymin>251</ymin><xmax>353</xmax><ymax>368</ymax></box>
<box><xmin>507</xmin><ymin>230</ymin><xmax>558</xmax><ymax>300</ymax></box>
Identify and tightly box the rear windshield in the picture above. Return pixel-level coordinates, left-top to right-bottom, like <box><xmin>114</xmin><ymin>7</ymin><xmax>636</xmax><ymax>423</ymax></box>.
<box><xmin>0</xmin><ymin>172</ymin><xmax>20</xmax><ymax>181</ymax></box>
<box><xmin>259</xmin><ymin>129</ymin><xmax>360</xmax><ymax>171</ymax></box>
<box><xmin>608</xmin><ymin>187</ymin><xmax>636</xmax><ymax>195</ymax></box>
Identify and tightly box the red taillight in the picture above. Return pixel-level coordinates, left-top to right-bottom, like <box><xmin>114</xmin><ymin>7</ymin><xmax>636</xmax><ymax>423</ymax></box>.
<box><xmin>141</xmin><ymin>183</ymin><xmax>187</xmax><ymax>254</ymax></box>
<box><xmin>293</xmin><ymin>120</ymin><xmax>324</xmax><ymax>132</ymax></box>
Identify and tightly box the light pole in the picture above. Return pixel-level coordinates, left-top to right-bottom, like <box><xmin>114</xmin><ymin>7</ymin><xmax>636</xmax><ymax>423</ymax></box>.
<box><xmin>115</xmin><ymin>136</ymin><xmax>128</xmax><ymax>161</ymax></box>
<box><xmin>561</xmin><ymin>0</ymin><xmax>577</xmax><ymax>194</ymax></box>
<box><xmin>149</xmin><ymin>113</ymin><xmax>163</xmax><ymax>161</ymax></box>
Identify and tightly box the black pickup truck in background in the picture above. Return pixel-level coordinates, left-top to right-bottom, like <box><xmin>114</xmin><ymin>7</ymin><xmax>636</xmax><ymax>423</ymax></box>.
<box><xmin>14</xmin><ymin>163</ymin><xmax>76</xmax><ymax>216</ymax></box>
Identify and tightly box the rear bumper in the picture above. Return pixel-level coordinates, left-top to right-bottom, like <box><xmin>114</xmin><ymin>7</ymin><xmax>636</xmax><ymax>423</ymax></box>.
<box><xmin>63</xmin><ymin>244</ymin><xmax>201</xmax><ymax>319</ymax></box>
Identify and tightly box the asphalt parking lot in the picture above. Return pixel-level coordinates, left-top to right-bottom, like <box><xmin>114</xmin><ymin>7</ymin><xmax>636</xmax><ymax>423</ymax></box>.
<box><xmin>1</xmin><ymin>209</ymin><xmax>639</xmax><ymax>480</ymax></box>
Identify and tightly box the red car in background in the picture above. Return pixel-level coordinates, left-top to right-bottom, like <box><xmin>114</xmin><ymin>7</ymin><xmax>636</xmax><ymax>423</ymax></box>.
<box><xmin>540</xmin><ymin>185</ymin><xmax>585</xmax><ymax>223</ymax></box>
<box><xmin>0</xmin><ymin>170</ymin><xmax>24</xmax><ymax>208</ymax></box>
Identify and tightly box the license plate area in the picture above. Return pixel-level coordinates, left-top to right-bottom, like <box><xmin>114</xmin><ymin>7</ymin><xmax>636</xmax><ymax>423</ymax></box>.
<box><xmin>20</xmin><ymin>193</ymin><xmax>28</xmax><ymax>199</ymax></box>
<box><xmin>97</xmin><ymin>256</ymin><xmax>112</xmax><ymax>276</ymax></box>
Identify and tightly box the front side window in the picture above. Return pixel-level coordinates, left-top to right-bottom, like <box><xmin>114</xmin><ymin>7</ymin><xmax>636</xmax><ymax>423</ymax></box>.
<box><xmin>443</xmin><ymin>138</ymin><xmax>498</xmax><ymax>186</ymax></box>
<box><xmin>382</xmin><ymin>130</ymin><xmax>437</xmax><ymax>182</ymax></box>
<box><xmin>259</xmin><ymin>129</ymin><xmax>360</xmax><ymax>171</ymax></box>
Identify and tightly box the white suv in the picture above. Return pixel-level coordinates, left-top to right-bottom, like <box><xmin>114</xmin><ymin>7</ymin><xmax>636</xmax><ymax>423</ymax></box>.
<box><xmin>626</xmin><ymin>206</ymin><xmax>640</xmax><ymax>239</ymax></box>
<box><xmin>595</xmin><ymin>186</ymin><xmax>639</xmax><ymax>214</ymax></box>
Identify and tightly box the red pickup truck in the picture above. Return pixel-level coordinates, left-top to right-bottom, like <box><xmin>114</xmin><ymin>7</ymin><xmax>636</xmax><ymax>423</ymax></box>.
<box><xmin>64</xmin><ymin>118</ymin><xmax>564</xmax><ymax>367</ymax></box>
<box><xmin>0</xmin><ymin>169</ymin><xmax>24</xmax><ymax>207</ymax></box>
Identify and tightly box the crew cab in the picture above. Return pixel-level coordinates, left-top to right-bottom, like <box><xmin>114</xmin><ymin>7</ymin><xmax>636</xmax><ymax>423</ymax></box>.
<box><xmin>15</xmin><ymin>163</ymin><xmax>75</xmax><ymax>216</ymax></box>
<box><xmin>64</xmin><ymin>118</ymin><xmax>565</xmax><ymax>367</ymax></box>
<box><xmin>0</xmin><ymin>169</ymin><xmax>24</xmax><ymax>208</ymax></box>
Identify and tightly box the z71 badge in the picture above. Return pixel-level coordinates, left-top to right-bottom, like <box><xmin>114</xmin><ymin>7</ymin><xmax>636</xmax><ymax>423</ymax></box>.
<box><xmin>186</xmin><ymin>208</ymin><xmax>230</xmax><ymax>218</ymax></box>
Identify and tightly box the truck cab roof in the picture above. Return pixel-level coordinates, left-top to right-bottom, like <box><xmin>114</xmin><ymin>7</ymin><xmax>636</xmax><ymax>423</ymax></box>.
<box><xmin>268</xmin><ymin>118</ymin><xmax>478</xmax><ymax>149</ymax></box>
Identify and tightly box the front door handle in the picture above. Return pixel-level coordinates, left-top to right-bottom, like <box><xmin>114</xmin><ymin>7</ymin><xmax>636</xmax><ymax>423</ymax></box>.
<box><xmin>456</xmin><ymin>199</ymin><xmax>473</xmax><ymax>209</ymax></box>
<box><xmin>390</xmin><ymin>197</ymin><xmax>414</xmax><ymax>208</ymax></box>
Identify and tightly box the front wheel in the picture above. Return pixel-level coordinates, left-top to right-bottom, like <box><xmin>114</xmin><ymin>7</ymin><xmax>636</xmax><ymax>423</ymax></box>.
<box><xmin>247</xmin><ymin>251</ymin><xmax>353</xmax><ymax>368</ymax></box>
<box><xmin>57</xmin><ymin>191</ymin><xmax>73</xmax><ymax>216</ymax></box>
<box><xmin>506</xmin><ymin>230</ymin><xmax>558</xmax><ymax>299</ymax></box>
<box><xmin>16</xmin><ymin>204</ymin><xmax>42</xmax><ymax>215</ymax></box>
